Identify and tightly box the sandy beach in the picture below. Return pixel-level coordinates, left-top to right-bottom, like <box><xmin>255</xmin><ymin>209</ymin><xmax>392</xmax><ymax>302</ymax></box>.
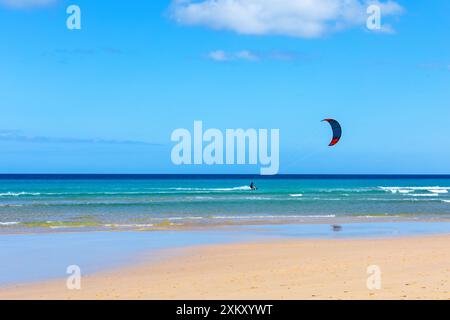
<box><xmin>1</xmin><ymin>234</ymin><xmax>449</xmax><ymax>300</ymax></box>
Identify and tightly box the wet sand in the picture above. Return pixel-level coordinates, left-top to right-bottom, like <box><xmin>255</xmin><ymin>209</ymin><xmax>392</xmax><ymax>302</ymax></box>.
<box><xmin>1</xmin><ymin>234</ymin><xmax>449</xmax><ymax>300</ymax></box>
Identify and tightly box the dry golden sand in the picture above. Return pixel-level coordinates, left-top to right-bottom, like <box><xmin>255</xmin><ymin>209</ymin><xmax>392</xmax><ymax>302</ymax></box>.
<box><xmin>1</xmin><ymin>235</ymin><xmax>449</xmax><ymax>300</ymax></box>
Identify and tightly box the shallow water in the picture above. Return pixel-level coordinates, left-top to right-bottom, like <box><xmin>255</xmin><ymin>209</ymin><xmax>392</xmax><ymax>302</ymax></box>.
<box><xmin>1</xmin><ymin>221</ymin><xmax>450</xmax><ymax>285</ymax></box>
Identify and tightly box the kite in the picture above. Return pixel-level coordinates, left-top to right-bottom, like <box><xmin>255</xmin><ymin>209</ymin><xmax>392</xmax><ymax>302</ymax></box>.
<box><xmin>322</xmin><ymin>119</ymin><xmax>342</xmax><ymax>146</ymax></box>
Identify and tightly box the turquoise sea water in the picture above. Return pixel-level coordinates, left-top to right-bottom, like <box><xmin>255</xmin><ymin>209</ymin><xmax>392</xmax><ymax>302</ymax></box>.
<box><xmin>1</xmin><ymin>175</ymin><xmax>450</xmax><ymax>232</ymax></box>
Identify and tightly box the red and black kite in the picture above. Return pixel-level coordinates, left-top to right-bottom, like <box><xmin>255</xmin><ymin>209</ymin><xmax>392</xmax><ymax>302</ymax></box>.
<box><xmin>322</xmin><ymin>119</ymin><xmax>342</xmax><ymax>146</ymax></box>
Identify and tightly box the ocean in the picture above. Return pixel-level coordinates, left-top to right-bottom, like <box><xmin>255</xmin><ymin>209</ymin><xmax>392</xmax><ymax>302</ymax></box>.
<box><xmin>1</xmin><ymin>174</ymin><xmax>450</xmax><ymax>232</ymax></box>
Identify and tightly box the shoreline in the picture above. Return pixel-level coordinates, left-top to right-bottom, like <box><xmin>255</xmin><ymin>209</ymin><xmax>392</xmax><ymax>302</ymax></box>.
<box><xmin>1</xmin><ymin>233</ymin><xmax>449</xmax><ymax>299</ymax></box>
<box><xmin>2</xmin><ymin>215</ymin><xmax>450</xmax><ymax>235</ymax></box>
<box><xmin>1</xmin><ymin>221</ymin><xmax>450</xmax><ymax>288</ymax></box>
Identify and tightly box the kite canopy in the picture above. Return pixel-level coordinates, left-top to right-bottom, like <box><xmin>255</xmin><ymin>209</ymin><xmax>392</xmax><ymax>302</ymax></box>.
<box><xmin>322</xmin><ymin>119</ymin><xmax>342</xmax><ymax>146</ymax></box>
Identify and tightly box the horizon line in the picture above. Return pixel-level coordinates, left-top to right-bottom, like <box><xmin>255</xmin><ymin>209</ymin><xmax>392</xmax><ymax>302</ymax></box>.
<box><xmin>1</xmin><ymin>173</ymin><xmax>450</xmax><ymax>179</ymax></box>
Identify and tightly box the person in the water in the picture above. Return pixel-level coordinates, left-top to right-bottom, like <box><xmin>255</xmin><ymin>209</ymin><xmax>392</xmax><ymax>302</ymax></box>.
<box><xmin>250</xmin><ymin>182</ymin><xmax>257</xmax><ymax>191</ymax></box>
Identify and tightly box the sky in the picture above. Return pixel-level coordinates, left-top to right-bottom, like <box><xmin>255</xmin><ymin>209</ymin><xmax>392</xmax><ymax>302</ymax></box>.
<box><xmin>0</xmin><ymin>0</ymin><xmax>449</xmax><ymax>174</ymax></box>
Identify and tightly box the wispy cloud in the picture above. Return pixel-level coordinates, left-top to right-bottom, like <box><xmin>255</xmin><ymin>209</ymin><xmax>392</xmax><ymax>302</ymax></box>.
<box><xmin>171</xmin><ymin>0</ymin><xmax>404</xmax><ymax>38</ymax></box>
<box><xmin>208</xmin><ymin>50</ymin><xmax>229</xmax><ymax>61</ymax></box>
<box><xmin>0</xmin><ymin>0</ymin><xmax>57</xmax><ymax>9</ymax></box>
<box><xmin>417</xmin><ymin>62</ymin><xmax>450</xmax><ymax>72</ymax></box>
<box><xmin>235</xmin><ymin>50</ymin><xmax>259</xmax><ymax>61</ymax></box>
<box><xmin>268</xmin><ymin>51</ymin><xmax>306</xmax><ymax>61</ymax></box>
<box><xmin>42</xmin><ymin>47</ymin><xmax>128</xmax><ymax>64</ymax></box>
<box><xmin>207</xmin><ymin>49</ymin><xmax>312</xmax><ymax>62</ymax></box>
<box><xmin>53</xmin><ymin>49</ymin><xmax>96</xmax><ymax>56</ymax></box>
<box><xmin>44</xmin><ymin>47</ymin><xmax>126</xmax><ymax>57</ymax></box>
<box><xmin>208</xmin><ymin>50</ymin><xmax>260</xmax><ymax>62</ymax></box>
<box><xmin>0</xmin><ymin>130</ymin><xmax>162</xmax><ymax>146</ymax></box>
<box><xmin>376</xmin><ymin>24</ymin><xmax>396</xmax><ymax>34</ymax></box>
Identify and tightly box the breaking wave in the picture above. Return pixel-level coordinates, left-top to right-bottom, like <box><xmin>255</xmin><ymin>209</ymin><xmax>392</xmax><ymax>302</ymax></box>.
<box><xmin>0</xmin><ymin>222</ymin><xmax>19</xmax><ymax>226</ymax></box>
<box><xmin>0</xmin><ymin>192</ymin><xmax>41</xmax><ymax>197</ymax></box>
<box><xmin>172</xmin><ymin>186</ymin><xmax>252</xmax><ymax>191</ymax></box>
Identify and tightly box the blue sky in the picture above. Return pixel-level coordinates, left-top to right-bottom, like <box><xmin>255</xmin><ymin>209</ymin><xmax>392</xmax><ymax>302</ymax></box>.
<box><xmin>0</xmin><ymin>0</ymin><xmax>449</xmax><ymax>174</ymax></box>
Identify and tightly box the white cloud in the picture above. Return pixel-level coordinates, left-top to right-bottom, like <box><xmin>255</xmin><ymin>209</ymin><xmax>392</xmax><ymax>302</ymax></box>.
<box><xmin>377</xmin><ymin>24</ymin><xmax>395</xmax><ymax>34</ymax></box>
<box><xmin>207</xmin><ymin>50</ymin><xmax>260</xmax><ymax>62</ymax></box>
<box><xmin>208</xmin><ymin>50</ymin><xmax>229</xmax><ymax>61</ymax></box>
<box><xmin>235</xmin><ymin>50</ymin><xmax>259</xmax><ymax>61</ymax></box>
<box><xmin>0</xmin><ymin>0</ymin><xmax>57</xmax><ymax>9</ymax></box>
<box><xmin>207</xmin><ymin>49</ymin><xmax>313</xmax><ymax>62</ymax></box>
<box><xmin>171</xmin><ymin>0</ymin><xmax>404</xmax><ymax>38</ymax></box>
